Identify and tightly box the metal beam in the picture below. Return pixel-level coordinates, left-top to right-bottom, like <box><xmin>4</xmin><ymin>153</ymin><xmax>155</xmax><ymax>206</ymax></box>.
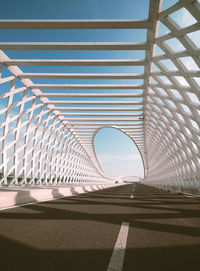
<box><xmin>0</xmin><ymin>19</ymin><xmax>150</xmax><ymax>29</ymax></box>
<box><xmin>20</xmin><ymin>73</ymin><xmax>145</xmax><ymax>79</ymax></box>
<box><xmin>32</xmin><ymin>84</ymin><xmax>144</xmax><ymax>90</ymax></box>
<box><xmin>61</xmin><ymin>112</ymin><xmax>143</xmax><ymax>116</ymax></box>
<box><xmin>67</xmin><ymin>123</ymin><xmax>143</xmax><ymax>126</ymax></box>
<box><xmin>66</xmin><ymin>118</ymin><xmax>143</xmax><ymax>121</ymax></box>
<box><xmin>3</xmin><ymin>59</ymin><xmax>146</xmax><ymax>66</ymax></box>
<box><xmin>55</xmin><ymin>106</ymin><xmax>143</xmax><ymax>111</ymax></box>
<box><xmin>47</xmin><ymin>101</ymin><xmax>143</xmax><ymax>105</ymax></box>
<box><xmin>0</xmin><ymin>42</ymin><xmax>150</xmax><ymax>50</ymax></box>
<box><xmin>39</xmin><ymin>93</ymin><xmax>143</xmax><ymax>98</ymax></box>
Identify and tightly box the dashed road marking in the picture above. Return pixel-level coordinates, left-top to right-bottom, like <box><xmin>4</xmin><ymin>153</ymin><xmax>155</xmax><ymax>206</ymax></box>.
<box><xmin>107</xmin><ymin>222</ymin><xmax>130</xmax><ymax>271</ymax></box>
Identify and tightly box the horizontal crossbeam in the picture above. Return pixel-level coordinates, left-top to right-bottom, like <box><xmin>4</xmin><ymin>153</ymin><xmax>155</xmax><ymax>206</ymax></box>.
<box><xmin>61</xmin><ymin>112</ymin><xmax>143</xmax><ymax>116</ymax></box>
<box><xmin>65</xmin><ymin>118</ymin><xmax>143</xmax><ymax>121</ymax></box>
<box><xmin>39</xmin><ymin>93</ymin><xmax>143</xmax><ymax>98</ymax></box>
<box><xmin>55</xmin><ymin>106</ymin><xmax>143</xmax><ymax>111</ymax></box>
<box><xmin>0</xmin><ymin>19</ymin><xmax>150</xmax><ymax>29</ymax></box>
<box><xmin>0</xmin><ymin>42</ymin><xmax>150</xmax><ymax>50</ymax></box>
<box><xmin>20</xmin><ymin>73</ymin><xmax>145</xmax><ymax>79</ymax></box>
<box><xmin>67</xmin><ymin>123</ymin><xmax>143</xmax><ymax>126</ymax></box>
<box><xmin>32</xmin><ymin>84</ymin><xmax>144</xmax><ymax>89</ymax></box>
<box><xmin>3</xmin><ymin>59</ymin><xmax>147</xmax><ymax>66</ymax></box>
<box><xmin>47</xmin><ymin>101</ymin><xmax>143</xmax><ymax>105</ymax></box>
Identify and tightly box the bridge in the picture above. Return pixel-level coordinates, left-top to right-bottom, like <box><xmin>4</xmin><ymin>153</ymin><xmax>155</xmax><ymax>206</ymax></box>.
<box><xmin>0</xmin><ymin>0</ymin><xmax>200</xmax><ymax>270</ymax></box>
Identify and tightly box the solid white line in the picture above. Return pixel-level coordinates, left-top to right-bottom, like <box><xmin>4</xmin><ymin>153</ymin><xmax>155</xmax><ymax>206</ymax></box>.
<box><xmin>107</xmin><ymin>222</ymin><xmax>130</xmax><ymax>271</ymax></box>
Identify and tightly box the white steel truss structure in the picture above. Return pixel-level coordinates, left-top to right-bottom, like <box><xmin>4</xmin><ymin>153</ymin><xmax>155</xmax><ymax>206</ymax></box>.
<box><xmin>0</xmin><ymin>0</ymin><xmax>199</xmax><ymax>194</ymax></box>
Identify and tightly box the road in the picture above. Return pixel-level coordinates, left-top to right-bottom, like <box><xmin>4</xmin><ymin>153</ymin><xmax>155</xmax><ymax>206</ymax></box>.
<box><xmin>0</xmin><ymin>184</ymin><xmax>200</xmax><ymax>271</ymax></box>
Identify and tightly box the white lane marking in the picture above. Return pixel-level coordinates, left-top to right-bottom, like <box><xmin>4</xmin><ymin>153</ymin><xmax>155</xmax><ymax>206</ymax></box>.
<box><xmin>107</xmin><ymin>222</ymin><xmax>130</xmax><ymax>271</ymax></box>
<box><xmin>130</xmin><ymin>194</ymin><xmax>134</xmax><ymax>199</ymax></box>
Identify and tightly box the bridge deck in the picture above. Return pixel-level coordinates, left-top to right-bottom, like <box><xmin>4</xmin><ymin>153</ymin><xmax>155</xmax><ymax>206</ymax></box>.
<box><xmin>0</xmin><ymin>184</ymin><xmax>199</xmax><ymax>271</ymax></box>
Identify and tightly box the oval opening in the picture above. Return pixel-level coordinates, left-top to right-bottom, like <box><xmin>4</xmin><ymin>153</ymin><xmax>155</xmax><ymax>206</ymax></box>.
<box><xmin>94</xmin><ymin>127</ymin><xmax>144</xmax><ymax>179</ymax></box>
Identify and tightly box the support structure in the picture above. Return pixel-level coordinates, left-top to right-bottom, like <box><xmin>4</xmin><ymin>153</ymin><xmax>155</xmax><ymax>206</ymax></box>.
<box><xmin>0</xmin><ymin>0</ymin><xmax>199</xmax><ymax>194</ymax></box>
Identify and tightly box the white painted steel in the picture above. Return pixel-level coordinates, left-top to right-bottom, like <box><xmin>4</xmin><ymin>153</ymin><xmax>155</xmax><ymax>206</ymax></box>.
<box><xmin>0</xmin><ymin>42</ymin><xmax>149</xmax><ymax>50</ymax></box>
<box><xmin>0</xmin><ymin>0</ymin><xmax>199</xmax><ymax>194</ymax></box>
<box><xmin>20</xmin><ymin>73</ymin><xmax>145</xmax><ymax>79</ymax></box>
<box><xmin>0</xmin><ymin>19</ymin><xmax>150</xmax><ymax>29</ymax></box>
<box><xmin>2</xmin><ymin>59</ymin><xmax>147</xmax><ymax>66</ymax></box>
<box><xmin>32</xmin><ymin>84</ymin><xmax>144</xmax><ymax>90</ymax></box>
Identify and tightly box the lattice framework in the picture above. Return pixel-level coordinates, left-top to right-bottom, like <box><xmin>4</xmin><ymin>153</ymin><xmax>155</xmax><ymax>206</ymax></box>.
<box><xmin>0</xmin><ymin>0</ymin><xmax>199</xmax><ymax>193</ymax></box>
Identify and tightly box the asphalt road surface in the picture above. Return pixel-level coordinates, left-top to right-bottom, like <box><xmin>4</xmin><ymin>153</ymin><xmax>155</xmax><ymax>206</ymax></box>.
<box><xmin>0</xmin><ymin>184</ymin><xmax>200</xmax><ymax>271</ymax></box>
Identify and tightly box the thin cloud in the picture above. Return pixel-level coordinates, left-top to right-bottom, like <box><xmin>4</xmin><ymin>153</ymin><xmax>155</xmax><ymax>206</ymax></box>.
<box><xmin>98</xmin><ymin>153</ymin><xmax>142</xmax><ymax>163</ymax></box>
<box><xmin>86</xmin><ymin>0</ymin><xmax>101</xmax><ymax>18</ymax></box>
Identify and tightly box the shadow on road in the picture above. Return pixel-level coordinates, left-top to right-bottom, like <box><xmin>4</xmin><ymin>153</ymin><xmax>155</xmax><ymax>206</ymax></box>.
<box><xmin>0</xmin><ymin>184</ymin><xmax>199</xmax><ymax>271</ymax></box>
<box><xmin>0</xmin><ymin>233</ymin><xmax>199</xmax><ymax>271</ymax></box>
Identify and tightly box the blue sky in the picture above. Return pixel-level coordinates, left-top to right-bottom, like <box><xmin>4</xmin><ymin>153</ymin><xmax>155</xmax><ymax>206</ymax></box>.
<box><xmin>0</xmin><ymin>0</ymin><xmax>148</xmax><ymax>19</ymax></box>
<box><xmin>94</xmin><ymin>128</ymin><xmax>144</xmax><ymax>178</ymax></box>
<box><xmin>0</xmin><ymin>0</ymin><xmax>184</xmax><ymax>178</ymax></box>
